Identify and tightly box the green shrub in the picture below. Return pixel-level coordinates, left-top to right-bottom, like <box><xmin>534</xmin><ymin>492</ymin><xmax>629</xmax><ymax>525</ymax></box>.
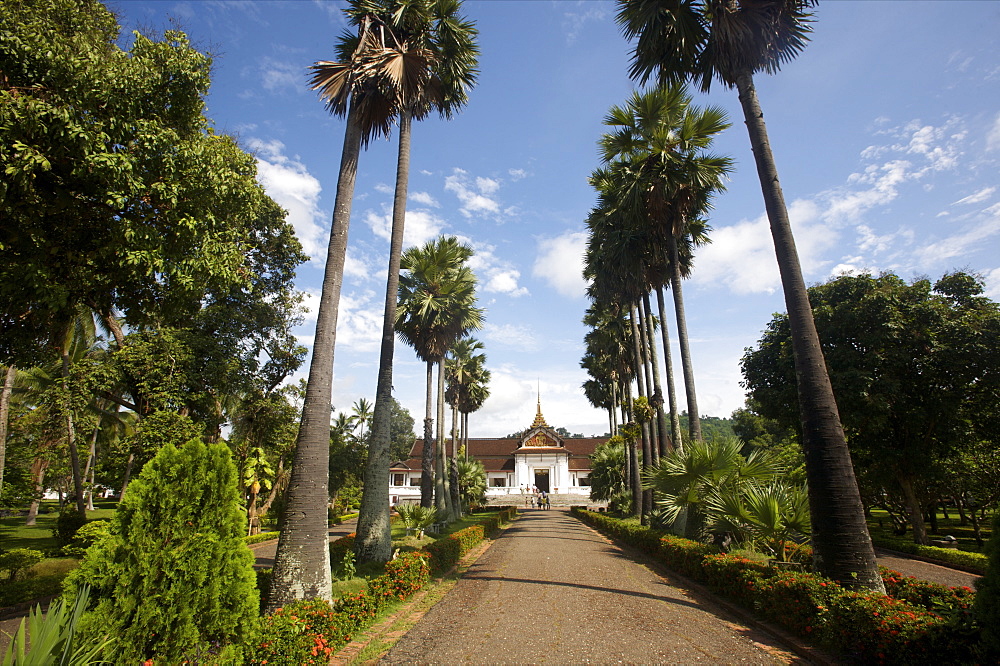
<box><xmin>0</xmin><ymin>548</ymin><xmax>43</xmax><ymax>581</ymax></box>
<box><xmin>246</xmin><ymin>599</ymin><xmax>342</xmax><ymax>665</ymax></box>
<box><xmin>974</xmin><ymin>513</ymin><xmax>1000</xmax><ymax>658</ymax></box>
<box><xmin>243</xmin><ymin>530</ymin><xmax>280</xmax><ymax>546</ymax></box>
<box><xmin>659</xmin><ymin>534</ymin><xmax>713</xmax><ymax>580</ymax></box>
<box><xmin>0</xmin><ymin>574</ymin><xmax>65</xmax><ymax>607</ymax></box>
<box><xmin>60</xmin><ymin>520</ymin><xmax>110</xmax><ymax>558</ymax></box>
<box><xmin>871</xmin><ymin>534</ymin><xmax>988</xmax><ymax>573</ymax></box>
<box><xmin>63</xmin><ymin>438</ymin><xmax>259</xmax><ymax>663</ymax></box>
<box><xmin>52</xmin><ymin>509</ymin><xmax>88</xmax><ymax>549</ymax></box>
<box><xmin>330</xmin><ymin>533</ymin><xmax>356</xmax><ymax>563</ymax></box>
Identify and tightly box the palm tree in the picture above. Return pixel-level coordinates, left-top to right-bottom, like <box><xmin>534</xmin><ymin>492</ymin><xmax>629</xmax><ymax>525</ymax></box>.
<box><xmin>0</xmin><ymin>364</ymin><xmax>14</xmax><ymax>498</ymax></box>
<box><xmin>599</xmin><ymin>85</ymin><xmax>732</xmax><ymax>445</ymax></box>
<box><xmin>353</xmin><ymin>0</ymin><xmax>479</xmax><ymax>565</ymax></box>
<box><xmin>351</xmin><ymin>397</ymin><xmax>374</xmax><ymax>441</ymax></box>
<box><xmin>395</xmin><ymin>237</ymin><xmax>484</xmax><ymax>522</ymax></box>
<box><xmin>446</xmin><ymin>337</ymin><xmax>487</xmax><ymax>506</ymax></box>
<box><xmin>270</xmin><ymin>1</ymin><xmax>399</xmax><ymax>609</ymax></box>
<box><xmin>617</xmin><ymin>0</ymin><xmax>883</xmax><ymax>591</ymax></box>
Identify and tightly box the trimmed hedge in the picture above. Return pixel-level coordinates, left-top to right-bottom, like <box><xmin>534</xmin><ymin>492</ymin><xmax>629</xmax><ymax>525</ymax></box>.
<box><xmin>243</xmin><ymin>531</ymin><xmax>280</xmax><ymax>547</ymax></box>
<box><xmin>871</xmin><ymin>534</ymin><xmax>988</xmax><ymax>574</ymax></box>
<box><xmin>249</xmin><ymin>508</ymin><xmax>518</xmax><ymax>663</ymax></box>
<box><xmin>572</xmin><ymin>508</ymin><xmax>985</xmax><ymax>663</ymax></box>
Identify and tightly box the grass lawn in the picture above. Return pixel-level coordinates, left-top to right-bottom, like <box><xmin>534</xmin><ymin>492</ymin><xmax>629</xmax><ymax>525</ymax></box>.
<box><xmin>867</xmin><ymin>508</ymin><xmax>993</xmax><ymax>552</ymax></box>
<box><xmin>1</xmin><ymin>499</ymin><xmax>118</xmax><ymax>553</ymax></box>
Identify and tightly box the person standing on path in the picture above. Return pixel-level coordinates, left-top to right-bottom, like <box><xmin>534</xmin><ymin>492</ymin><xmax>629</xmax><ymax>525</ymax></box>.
<box><xmin>382</xmin><ymin>509</ymin><xmax>797</xmax><ymax>664</ymax></box>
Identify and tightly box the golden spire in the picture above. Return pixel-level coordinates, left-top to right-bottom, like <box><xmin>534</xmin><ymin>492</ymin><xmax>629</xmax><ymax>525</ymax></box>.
<box><xmin>531</xmin><ymin>393</ymin><xmax>549</xmax><ymax>428</ymax></box>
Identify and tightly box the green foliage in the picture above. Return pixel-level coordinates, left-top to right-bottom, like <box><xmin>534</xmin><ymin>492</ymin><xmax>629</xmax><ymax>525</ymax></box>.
<box><xmin>573</xmin><ymin>508</ymin><xmax>983</xmax><ymax>662</ymax></box>
<box><xmin>248</xmin><ymin>552</ymin><xmax>430</xmax><ymax>665</ymax></box>
<box><xmin>2</xmin><ymin>585</ymin><xmax>113</xmax><ymax>666</ymax></box>
<box><xmin>0</xmin><ymin>0</ymin><xmax>304</xmax><ymax>368</ymax></box>
<box><xmin>52</xmin><ymin>508</ymin><xmax>88</xmax><ymax>549</ymax></box>
<box><xmin>869</xmin><ymin>534</ymin><xmax>989</xmax><ymax>573</ymax></box>
<box><xmin>333</xmin><ymin>550</ymin><xmax>357</xmax><ymax>582</ymax></box>
<box><xmin>395</xmin><ymin>504</ymin><xmax>439</xmax><ymax>533</ymax></box>
<box><xmin>0</xmin><ymin>548</ymin><xmax>43</xmax><ymax>581</ymax></box>
<box><xmin>60</xmin><ymin>520</ymin><xmax>109</xmax><ymax>558</ymax></box>
<box><xmin>588</xmin><ymin>438</ymin><xmax>628</xmax><ymax>507</ymax></box>
<box><xmin>455</xmin><ymin>457</ymin><xmax>486</xmax><ymax>508</ymax></box>
<box><xmin>0</xmin><ymin>574</ymin><xmax>66</xmax><ymax>609</ymax></box>
<box><xmin>63</xmin><ymin>438</ymin><xmax>258</xmax><ymax>662</ymax></box>
<box><xmin>974</xmin><ymin>513</ymin><xmax>1000</xmax><ymax>657</ymax></box>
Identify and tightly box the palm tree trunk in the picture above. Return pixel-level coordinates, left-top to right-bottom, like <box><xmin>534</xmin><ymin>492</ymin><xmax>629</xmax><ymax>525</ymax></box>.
<box><xmin>83</xmin><ymin>425</ymin><xmax>98</xmax><ymax>511</ymax></box>
<box><xmin>656</xmin><ymin>287</ymin><xmax>683</xmax><ymax>451</ymax></box>
<box><xmin>26</xmin><ymin>458</ymin><xmax>48</xmax><ymax>526</ymax></box>
<box><xmin>356</xmin><ymin>108</ymin><xmax>413</xmax><ymax>564</ymax></box>
<box><xmin>421</xmin><ymin>361</ymin><xmax>434</xmax><ymax>508</ymax></box>
<box><xmin>627</xmin><ymin>307</ymin><xmax>647</xmax><ymax>519</ymax></box>
<box><xmin>61</xmin><ymin>349</ymin><xmax>86</xmax><ymax>517</ymax></box>
<box><xmin>449</xmin><ymin>398</ymin><xmax>461</xmax><ymax>514</ymax></box>
<box><xmin>434</xmin><ymin>359</ymin><xmax>451</xmax><ymax>518</ymax></box>
<box><xmin>0</xmin><ymin>364</ymin><xmax>15</xmax><ymax>498</ymax></box>
<box><xmin>735</xmin><ymin>71</ymin><xmax>883</xmax><ymax>593</ymax></box>
<box><xmin>270</xmin><ymin>101</ymin><xmax>365</xmax><ymax>608</ymax></box>
<box><xmin>642</xmin><ymin>292</ymin><xmax>668</xmax><ymax>462</ymax></box>
<box><xmin>668</xmin><ymin>235</ymin><xmax>701</xmax><ymax>442</ymax></box>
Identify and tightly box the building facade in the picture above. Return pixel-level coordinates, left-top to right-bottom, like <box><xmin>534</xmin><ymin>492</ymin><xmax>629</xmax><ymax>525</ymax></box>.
<box><xmin>388</xmin><ymin>403</ymin><xmax>609</xmax><ymax>505</ymax></box>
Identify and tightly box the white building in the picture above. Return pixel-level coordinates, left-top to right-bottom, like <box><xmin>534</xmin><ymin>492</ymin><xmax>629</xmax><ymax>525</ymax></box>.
<box><xmin>389</xmin><ymin>402</ymin><xmax>607</xmax><ymax>505</ymax></box>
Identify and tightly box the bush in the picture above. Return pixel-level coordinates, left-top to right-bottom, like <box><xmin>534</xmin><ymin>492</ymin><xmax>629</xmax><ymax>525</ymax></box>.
<box><xmin>61</xmin><ymin>520</ymin><xmax>110</xmax><ymax>558</ymax></box>
<box><xmin>571</xmin><ymin>507</ymin><xmax>983</xmax><ymax>664</ymax></box>
<box><xmin>974</xmin><ymin>513</ymin><xmax>1000</xmax><ymax>658</ymax></box>
<box><xmin>63</xmin><ymin>438</ymin><xmax>259</xmax><ymax>663</ymax></box>
<box><xmin>52</xmin><ymin>508</ymin><xmax>88</xmax><ymax>548</ymax></box>
<box><xmin>0</xmin><ymin>573</ymin><xmax>65</xmax><ymax>607</ymax></box>
<box><xmin>244</xmin><ymin>530</ymin><xmax>280</xmax><ymax>547</ymax></box>
<box><xmin>871</xmin><ymin>534</ymin><xmax>988</xmax><ymax>573</ymax></box>
<box><xmin>0</xmin><ymin>548</ymin><xmax>43</xmax><ymax>581</ymax></box>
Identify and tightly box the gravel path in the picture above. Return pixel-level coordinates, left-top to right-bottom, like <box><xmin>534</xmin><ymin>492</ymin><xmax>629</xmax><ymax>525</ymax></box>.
<box><xmin>382</xmin><ymin>509</ymin><xmax>801</xmax><ymax>665</ymax></box>
<box><xmin>875</xmin><ymin>549</ymin><xmax>979</xmax><ymax>588</ymax></box>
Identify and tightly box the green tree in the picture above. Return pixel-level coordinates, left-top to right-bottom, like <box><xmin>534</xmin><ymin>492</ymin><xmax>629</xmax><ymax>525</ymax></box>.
<box><xmin>973</xmin><ymin>513</ymin><xmax>1000</xmax><ymax>658</ymax></box>
<box><xmin>588</xmin><ymin>438</ymin><xmax>630</xmax><ymax>512</ymax></box>
<box><xmin>455</xmin><ymin>456</ymin><xmax>486</xmax><ymax>510</ymax></box>
<box><xmin>389</xmin><ymin>396</ymin><xmax>417</xmax><ymax>462</ymax></box>
<box><xmin>742</xmin><ymin>271</ymin><xmax>1000</xmax><ymax>545</ymax></box>
<box><xmin>393</xmin><ymin>237</ymin><xmax>484</xmax><ymax>523</ymax></box>
<box><xmin>355</xmin><ymin>0</ymin><xmax>480</xmax><ymax>565</ymax></box>
<box><xmin>617</xmin><ymin>0</ymin><xmax>882</xmax><ymax>591</ymax></box>
<box><xmin>1</xmin><ymin>0</ymin><xmax>298</xmax><ymax>369</ymax></box>
<box><xmin>64</xmin><ymin>438</ymin><xmax>258</xmax><ymax>663</ymax></box>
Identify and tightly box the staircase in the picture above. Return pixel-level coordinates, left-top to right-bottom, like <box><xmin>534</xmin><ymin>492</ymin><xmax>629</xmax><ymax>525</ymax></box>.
<box><xmin>486</xmin><ymin>493</ymin><xmax>606</xmax><ymax>510</ymax></box>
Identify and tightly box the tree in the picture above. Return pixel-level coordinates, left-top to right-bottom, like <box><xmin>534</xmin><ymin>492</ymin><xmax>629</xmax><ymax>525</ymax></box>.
<box><xmin>742</xmin><ymin>271</ymin><xmax>1000</xmax><ymax>544</ymax></box>
<box><xmin>394</xmin><ymin>237</ymin><xmax>484</xmax><ymax>520</ymax></box>
<box><xmin>598</xmin><ymin>85</ymin><xmax>732</xmax><ymax>445</ymax></box>
<box><xmin>617</xmin><ymin>0</ymin><xmax>882</xmax><ymax>591</ymax></box>
<box><xmin>351</xmin><ymin>398</ymin><xmax>374</xmax><ymax>442</ymax></box>
<box><xmin>1</xmin><ymin>0</ymin><xmax>299</xmax><ymax>369</ymax></box>
<box><xmin>589</xmin><ymin>438</ymin><xmax>630</xmax><ymax>512</ymax></box>
<box><xmin>270</xmin><ymin>0</ymin><xmax>402</xmax><ymax>608</ymax></box>
<box><xmin>389</xmin><ymin>397</ymin><xmax>418</xmax><ymax>462</ymax></box>
<box><xmin>65</xmin><ymin>437</ymin><xmax>258</xmax><ymax>663</ymax></box>
<box><xmin>973</xmin><ymin>513</ymin><xmax>1000</xmax><ymax>658</ymax></box>
<box><xmin>355</xmin><ymin>0</ymin><xmax>480</xmax><ymax>565</ymax></box>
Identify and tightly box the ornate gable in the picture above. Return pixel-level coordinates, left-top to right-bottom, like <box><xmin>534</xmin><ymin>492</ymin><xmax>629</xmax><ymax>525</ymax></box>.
<box><xmin>518</xmin><ymin>399</ymin><xmax>563</xmax><ymax>449</ymax></box>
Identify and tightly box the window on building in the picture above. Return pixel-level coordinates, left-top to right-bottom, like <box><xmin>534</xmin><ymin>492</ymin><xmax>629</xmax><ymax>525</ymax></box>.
<box><xmin>409</xmin><ymin>476</ymin><xmax>422</xmax><ymax>486</ymax></box>
<box><xmin>491</xmin><ymin>477</ymin><xmax>506</xmax><ymax>487</ymax></box>
<box><xmin>578</xmin><ymin>476</ymin><xmax>591</xmax><ymax>487</ymax></box>
<box><xmin>392</xmin><ymin>473</ymin><xmax>405</xmax><ymax>487</ymax></box>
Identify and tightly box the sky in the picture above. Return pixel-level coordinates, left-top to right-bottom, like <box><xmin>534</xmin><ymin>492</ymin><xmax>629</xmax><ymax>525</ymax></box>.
<box><xmin>110</xmin><ymin>1</ymin><xmax>1000</xmax><ymax>438</ymax></box>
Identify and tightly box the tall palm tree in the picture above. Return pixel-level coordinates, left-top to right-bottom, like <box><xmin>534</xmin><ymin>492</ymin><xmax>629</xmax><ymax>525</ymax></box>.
<box><xmin>395</xmin><ymin>237</ymin><xmax>483</xmax><ymax>522</ymax></box>
<box><xmin>446</xmin><ymin>337</ymin><xmax>487</xmax><ymax>506</ymax></box>
<box><xmin>270</xmin><ymin>2</ymin><xmax>399</xmax><ymax>609</ymax></box>
<box><xmin>354</xmin><ymin>0</ymin><xmax>479</xmax><ymax>565</ymax></box>
<box><xmin>599</xmin><ymin>85</ymin><xmax>732</xmax><ymax>445</ymax></box>
<box><xmin>351</xmin><ymin>397</ymin><xmax>374</xmax><ymax>441</ymax></box>
<box><xmin>617</xmin><ymin>0</ymin><xmax>884</xmax><ymax>591</ymax></box>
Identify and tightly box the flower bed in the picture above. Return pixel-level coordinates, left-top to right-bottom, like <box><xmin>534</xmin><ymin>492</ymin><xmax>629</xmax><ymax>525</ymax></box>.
<box><xmin>571</xmin><ymin>508</ymin><xmax>983</xmax><ymax>663</ymax></box>
<box><xmin>249</xmin><ymin>507</ymin><xmax>517</xmax><ymax>663</ymax></box>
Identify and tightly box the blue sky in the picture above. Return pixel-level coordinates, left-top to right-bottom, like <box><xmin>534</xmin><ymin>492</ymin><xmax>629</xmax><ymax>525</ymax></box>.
<box><xmin>111</xmin><ymin>1</ymin><xmax>1000</xmax><ymax>437</ymax></box>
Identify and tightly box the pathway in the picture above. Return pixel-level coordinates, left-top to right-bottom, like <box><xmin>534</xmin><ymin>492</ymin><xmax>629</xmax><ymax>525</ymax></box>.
<box><xmin>381</xmin><ymin>509</ymin><xmax>802</xmax><ymax>665</ymax></box>
<box><xmin>250</xmin><ymin>516</ymin><xmax>358</xmax><ymax>569</ymax></box>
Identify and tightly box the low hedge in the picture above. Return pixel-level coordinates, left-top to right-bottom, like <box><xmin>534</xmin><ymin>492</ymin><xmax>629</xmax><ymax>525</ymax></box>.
<box><xmin>246</xmin><ymin>552</ymin><xmax>430</xmax><ymax>665</ymax></box>
<box><xmin>244</xmin><ymin>531</ymin><xmax>280</xmax><ymax>547</ymax></box>
<box><xmin>871</xmin><ymin>535</ymin><xmax>988</xmax><ymax>573</ymax></box>
<box><xmin>572</xmin><ymin>508</ymin><xmax>986</xmax><ymax>663</ymax></box>
<box><xmin>250</xmin><ymin>508</ymin><xmax>517</xmax><ymax>663</ymax></box>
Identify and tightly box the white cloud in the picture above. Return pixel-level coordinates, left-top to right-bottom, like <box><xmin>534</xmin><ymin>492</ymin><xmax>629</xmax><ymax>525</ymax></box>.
<box><xmin>258</xmin><ymin>57</ymin><xmax>302</xmax><ymax>93</ymax></box>
<box><xmin>954</xmin><ymin>187</ymin><xmax>996</xmax><ymax>205</ymax></box>
<box><xmin>461</xmin><ymin>239</ymin><xmax>529</xmax><ymax>298</ymax></box>
<box><xmin>482</xmin><ymin>323</ymin><xmax>539</xmax><ymax>351</ymax></box>
<box><xmin>914</xmin><ymin>204</ymin><xmax>1000</xmax><ymax>264</ymax></box>
<box><xmin>533</xmin><ymin>231</ymin><xmax>587</xmax><ymax>298</ymax></box>
<box><xmin>248</xmin><ymin>138</ymin><xmax>327</xmax><ymax>262</ymax></box>
<box><xmin>409</xmin><ymin>191</ymin><xmax>439</xmax><ymax>207</ymax></box>
<box><xmin>983</xmin><ymin>267</ymin><xmax>1000</xmax><ymax>300</ymax></box>
<box><xmin>561</xmin><ymin>4</ymin><xmax>611</xmax><ymax>45</ymax></box>
<box><xmin>374</xmin><ymin>183</ymin><xmax>393</xmax><ymax>195</ymax></box>
<box><xmin>363</xmin><ymin>208</ymin><xmax>446</xmax><ymax>250</ymax></box>
<box><xmin>508</xmin><ymin>168</ymin><xmax>528</xmax><ymax>181</ymax></box>
<box><xmin>444</xmin><ymin>168</ymin><xmax>502</xmax><ymax>219</ymax></box>
<box><xmin>986</xmin><ymin>113</ymin><xmax>1000</xmax><ymax>151</ymax></box>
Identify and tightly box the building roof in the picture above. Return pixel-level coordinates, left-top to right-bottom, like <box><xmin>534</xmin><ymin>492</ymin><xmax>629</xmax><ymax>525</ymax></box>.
<box><xmin>396</xmin><ymin>433</ymin><xmax>607</xmax><ymax>473</ymax></box>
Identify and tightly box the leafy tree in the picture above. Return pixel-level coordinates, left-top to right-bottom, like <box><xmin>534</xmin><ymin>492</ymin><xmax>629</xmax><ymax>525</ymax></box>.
<box><xmin>742</xmin><ymin>272</ymin><xmax>1000</xmax><ymax>545</ymax></box>
<box><xmin>455</xmin><ymin>456</ymin><xmax>486</xmax><ymax>510</ymax></box>
<box><xmin>705</xmin><ymin>480</ymin><xmax>810</xmax><ymax>561</ymax></box>
<box><xmin>64</xmin><ymin>438</ymin><xmax>258</xmax><ymax>663</ymax></box>
<box><xmin>1</xmin><ymin>0</ymin><xmax>300</xmax><ymax>369</ymax></box>
<box><xmin>389</xmin><ymin>396</ymin><xmax>417</xmax><ymax>463</ymax></box>
<box><xmin>616</xmin><ymin>0</ymin><xmax>882</xmax><ymax>591</ymax></box>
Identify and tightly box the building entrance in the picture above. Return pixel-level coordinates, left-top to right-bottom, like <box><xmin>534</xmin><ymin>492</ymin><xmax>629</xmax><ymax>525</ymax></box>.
<box><xmin>534</xmin><ymin>469</ymin><xmax>550</xmax><ymax>493</ymax></box>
